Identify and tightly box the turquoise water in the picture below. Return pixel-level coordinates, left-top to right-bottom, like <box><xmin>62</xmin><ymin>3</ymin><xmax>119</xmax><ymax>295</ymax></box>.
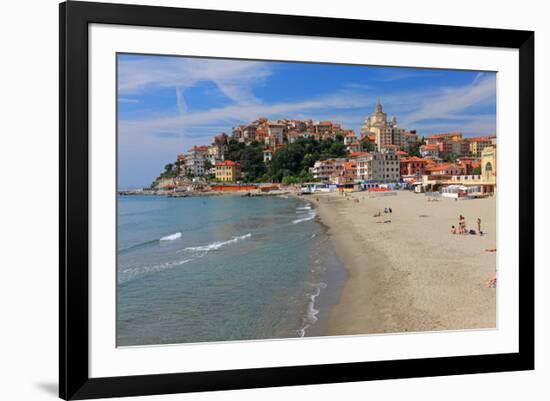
<box><xmin>117</xmin><ymin>194</ymin><xmax>345</xmax><ymax>346</ymax></box>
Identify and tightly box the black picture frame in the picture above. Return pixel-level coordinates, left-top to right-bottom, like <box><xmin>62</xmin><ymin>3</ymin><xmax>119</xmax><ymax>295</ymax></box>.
<box><xmin>59</xmin><ymin>1</ymin><xmax>534</xmax><ymax>399</ymax></box>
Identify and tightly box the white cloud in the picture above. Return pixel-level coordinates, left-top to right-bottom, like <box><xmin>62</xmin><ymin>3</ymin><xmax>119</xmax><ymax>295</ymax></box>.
<box><xmin>399</xmin><ymin>74</ymin><xmax>496</xmax><ymax>126</ymax></box>
<box><xmin>118</xmin><ymin>56</ymin><xmax>271</xmax><ymax>104</ymax></box>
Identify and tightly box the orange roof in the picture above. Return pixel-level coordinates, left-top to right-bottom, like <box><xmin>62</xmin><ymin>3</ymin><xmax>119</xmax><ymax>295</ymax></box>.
<box><xmin>401</xmin><ymin>156</ymin><xmax>427</xmax><ymax>163</ymax></box>
<box><xmin>395</xmin><ymin>151</ymin><xmax>408</xmax><ymax>156</ymax></box>
<box><xmin>192</xmin><ymin>145</ymin><xmax>209</xmax><ymax>151</ymax></box>
<box><xmin>467</xmin><ymin>136</ymin><xmax>492</xmax><ymax>142</ymax></box>
<box><xmin>262</xmin><ymin>149</ymin><xmax>273</xmax><ymax>153</ymax></box>
<box><xmin>425</xmin><ymin>163</ymin><xmax>462</xmax><ymax>172</ymax></box>
<box><xmin>216</xmin><ymin>160</ymin><xmax>240</xmax><ymax>167</ymax></box>
<box><xmin>350</xmin><ymin>151</ymin><xmax>370</xmax><ymax>158</ymax></box>
<box><xmin>426</xmin><ymin>132</ymin><xmax>462</xmax><ymax>139</ymax></box>
<box><xmin>423</xmin><ymin>144</ymin><xmax>439</xmax><ymax>150</ymax></box>
<box><xmin>319</xmin><ymin>121</ymin><xmax>333</xmax><ymax>125</ymax></box>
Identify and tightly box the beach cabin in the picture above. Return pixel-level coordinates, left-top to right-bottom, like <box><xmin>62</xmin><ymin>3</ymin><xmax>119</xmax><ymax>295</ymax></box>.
<box><xmin>441</xmin><ymin>184</ymin><xmax>479</xmax><ymax>199</ymax></box>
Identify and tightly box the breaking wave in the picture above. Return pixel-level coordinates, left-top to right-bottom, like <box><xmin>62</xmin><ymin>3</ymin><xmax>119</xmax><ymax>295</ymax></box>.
<box><xmin>160</xmin><ymin>232</ymin><xmax>182</xmax><ymax>241</ymax></box>
<box><xmin>184</xmin><ymin>233</ymin><xmax>252</xmax><ymax>253</ymax></box>
<box><xmin>292</xmin><ymin>211</ymin><xmax>316</xmax><ymax>224</ymax></box>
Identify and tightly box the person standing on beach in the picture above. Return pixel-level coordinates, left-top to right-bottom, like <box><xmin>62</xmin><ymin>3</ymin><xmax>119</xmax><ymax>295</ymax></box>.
<box><xmin>459</xmin><ymin>214</ymin><xmax>466</xmax><ymax>234</ymax></box>
<box><xmin>477</xmin><ymin>217</ymin><xmax>482</xmax><ymax>234</ymax></box>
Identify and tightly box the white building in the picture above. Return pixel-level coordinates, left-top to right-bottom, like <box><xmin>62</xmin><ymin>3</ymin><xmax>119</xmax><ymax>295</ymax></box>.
<box><xmin>311</xmin><ymin>158</ymin><xmax>347</xmax><ymax>181</ymax></box>
<box><xmin>185</xmin><ymin>146</ymin><xmax>209</xmax><ymax>177</ymax></box>
<box><xmin>356</xmin><ymin>151</ymin><xmax>400</xmax><ymax>182</ymax></box>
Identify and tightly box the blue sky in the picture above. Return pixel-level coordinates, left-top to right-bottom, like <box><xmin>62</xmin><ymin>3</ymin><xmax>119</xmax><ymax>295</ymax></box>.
<box><xmin>117</xmin><ymin>54</ymin><xmax>496</xmax><ymax>188</ymax></box>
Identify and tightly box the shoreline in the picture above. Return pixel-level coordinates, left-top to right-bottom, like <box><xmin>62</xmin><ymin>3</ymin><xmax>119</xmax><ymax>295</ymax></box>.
<box><xmin>306</xmin><ymin>190</ymin><xmax>497</xmax><ymax>335</ymax></box>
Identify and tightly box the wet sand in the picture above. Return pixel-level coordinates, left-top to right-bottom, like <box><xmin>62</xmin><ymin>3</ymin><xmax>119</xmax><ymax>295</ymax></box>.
<box><xmin>306</xmin><ymin>190</ymin><xmax>497</xmax><ymax>335</ymax></box>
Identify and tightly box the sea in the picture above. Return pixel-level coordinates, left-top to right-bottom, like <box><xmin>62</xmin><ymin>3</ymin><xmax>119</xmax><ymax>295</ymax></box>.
<box><xmin>117</xmin><ymin>194</ymin><xmax>346</xmax><ymax>347</ymax></box>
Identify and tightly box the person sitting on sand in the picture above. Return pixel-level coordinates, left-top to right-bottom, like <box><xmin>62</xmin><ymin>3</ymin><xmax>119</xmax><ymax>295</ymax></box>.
<box><xmin>389</xmin><ymin>207</ymin><xmax>392</xmax><ymax>213</ymax></box>
<box><xmin>450</xmin><ymin>225</ymin><xmax>457</xmax><ymax>234</ymax></box>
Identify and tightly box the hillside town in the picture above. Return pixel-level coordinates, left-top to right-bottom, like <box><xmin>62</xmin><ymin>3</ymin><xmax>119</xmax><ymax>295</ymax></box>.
<box><xmin>144</xmin><ymin>101</ymin><xmax>496</xmax><ymax>198</ymax></box>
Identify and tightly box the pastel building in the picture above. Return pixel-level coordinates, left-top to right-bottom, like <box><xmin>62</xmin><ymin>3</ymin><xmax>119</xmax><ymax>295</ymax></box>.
<box><xmin>469</xmin><ymin>136</ymin><xmax>494</xmax><ymax>157</ymax></box>
<box><xmin>355</xmin><ymin>152</ymin><xmax>400</xmax><ymax>182</ymax></box>
<box><xmin>360</xmin><ymin>101</ymin><xmax>410</xmax><ymax>151</ymax></box>
<box><xmin>311</xmin><ymin>159</ymin><xmax>346</xmax><ymax>181</ymax></box>
<box><xmin>215</xmin><ymin>160</ymin><xmax>242</xmax><ymax>182</ymax></box>
<box><xmin>400</xmin><ymin>156</ymin><xmax>428</xmax><ymax>178</ymax></box>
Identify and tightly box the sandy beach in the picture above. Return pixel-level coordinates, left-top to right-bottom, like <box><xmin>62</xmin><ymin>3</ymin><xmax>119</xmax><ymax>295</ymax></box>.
<box><xmin>306</xmin><ymin>190</ymin><xmax>497</xmax><ymax>335</ymax></box>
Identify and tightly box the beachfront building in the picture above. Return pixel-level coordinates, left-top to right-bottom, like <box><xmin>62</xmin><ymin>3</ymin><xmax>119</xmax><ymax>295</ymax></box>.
<box><xmin>456</xmin><ymin>157</ymin><xmax>481</xmax><ymax>175</ymax></box>
<box><xmin>360</xmin><ymin>101</ymin><xmax>412</xmax><ymax>151</ymax></box>
<box><xmin>185</xmin><ymin>145</ymin><xmax>209</xmax><ymax>177</ymax></box>
<box><xmin>425</xmin><ymin>163</ymin><xmax>465</xmax><ymax>176</ymax></box>
<box><xmin>481</xmin><ymin>145</ymin><xmax>496</xmax><ymax>192</ymax></box>
<box><xmin>400</xmin><ymin>156</ymin><xmax>429</xmax><ymax>179</ymax></box>
<box><xmin>355</xmin><ymin>151</ymin><xmax>400</xmax><ymax>182</ymax></box>
<box><xmin>329</xmin><ymin>161</ymin><xmax>356</xmax><ymax>186</ymax></box>
<box><xmin>311</xmin><ymin>158</ymin><xmax>346</xmax><ymax>181</ymax></box>
<box><xmin>215</xmin><ymin>160</ymin><xmax>242</xmax><ymax>182</ymax></box>
<box><xmin>436</xmin><ymin>145</ymin><xmax>497</xmax><ymax>194</ymax></box>
<box><xmin>469</xmin><ymin>136</ymin><xmax>495</xmax><ymax>157</ymax></box>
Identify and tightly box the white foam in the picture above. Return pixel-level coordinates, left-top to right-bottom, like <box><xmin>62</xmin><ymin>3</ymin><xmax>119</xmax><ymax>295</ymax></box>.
<box><xmin>297</xmin><ymin>282</ymin><xmax>327</xmax><ymax>337</ymax></box>
<box><xmin>160</xmin><ymin>232</ymin><xmax>182</xmax><ymax>241</ymax></box>
<box><xmin>119</xmin><ymin>258</ymin><xmax>193</xmax><ymax>283</ymax></box>
<box><xmin>184</xmin><ymin>233</ymin><xmax>252</xmax><ymax>253</ymax></box>
<box><xmin>292</xmin><ymin>211</ymin><xmax>316</xmax><ymax>224</ymax></box>
<box><xmin>296</xmin><ymin>205</ymin><xmax>311</xmax><ymax>211</ymax></box>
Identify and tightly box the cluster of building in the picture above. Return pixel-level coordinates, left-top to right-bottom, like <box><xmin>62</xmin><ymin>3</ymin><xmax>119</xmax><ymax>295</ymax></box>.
<box><xmin>231</xmin><ymin>117</ymin><xmax>351</xmax><ymax>148</ymax></box>
<box><xmin>168</xmin><ymin>101</ymin><xmax>497</xmax><ymax>195</ymax></box>
<box><xmin>310</xmin><ymin>143</ymin><xmax>496</xmax><ymax>195</ymax></box>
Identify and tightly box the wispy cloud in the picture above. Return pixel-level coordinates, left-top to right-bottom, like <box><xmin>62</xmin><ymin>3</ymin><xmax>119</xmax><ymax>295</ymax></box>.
<box><xmin>400</xmin><ymin>74</ymin><xmax>496</xmax><ymax>126</ymax></box>
<box><xmin>118</xmin><ymin>56</ymin><xmax>271</xmax><ymax>104</ymax></box>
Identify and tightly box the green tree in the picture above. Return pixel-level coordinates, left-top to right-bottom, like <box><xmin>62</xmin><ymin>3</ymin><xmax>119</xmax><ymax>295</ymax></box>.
<box><xmin>409</xmin><ymin>140</ymin><xmax>423</xmax><ymax>157</ymax></box>
<box><xmin>238</xmin><ymin>146</ymin><xmax>266</xmax><ymax>181</ymax></box>
<box><xmin>203</xmin><ymin>159</ymin><xmax>213</xmax><ymax>172</ymax></box>
<box><xmin>472</xmin><ymin>165</ymin><xmax>481</xmax><ymax>174</ymax></box>
<box><xmin>329</xmin><ymin>141</ymin><xmax>347</xmax><ymax>157</ymax></box>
